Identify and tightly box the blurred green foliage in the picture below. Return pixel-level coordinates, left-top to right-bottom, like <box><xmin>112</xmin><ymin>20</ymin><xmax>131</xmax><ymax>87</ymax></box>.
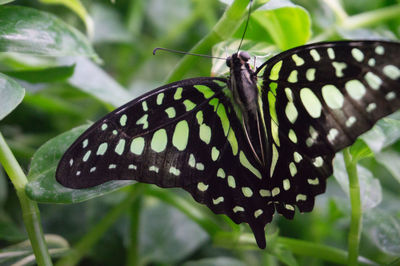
<box><xmin>0</xmin><ymin>0</ymin><xmax>400</xmax><ymax>265</ymax></box>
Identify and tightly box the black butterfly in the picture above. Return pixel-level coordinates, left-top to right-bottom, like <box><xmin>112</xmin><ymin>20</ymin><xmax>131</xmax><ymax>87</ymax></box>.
<box><xmin>56</xmin><ymin>40</ymin><xmax>400</xmax><ymax>248</ymax></box>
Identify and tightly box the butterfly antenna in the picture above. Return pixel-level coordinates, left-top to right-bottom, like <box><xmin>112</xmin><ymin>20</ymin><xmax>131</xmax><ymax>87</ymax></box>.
<box><xmin>153</xmin><ymin>47</ymin><xmax>225</xmax><ymax>60</ymax></box>
<box><xmin>237</xmin><ymin>0</ymin><xmax>253</xmax><ymax>53</ymax></box>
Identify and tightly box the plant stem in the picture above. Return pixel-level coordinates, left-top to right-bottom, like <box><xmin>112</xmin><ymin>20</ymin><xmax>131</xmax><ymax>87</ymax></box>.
<box><xmin>343</xmin><ymin>148</ymin><xmax>362</xmax><ymax>266</ymax></box>
<box><xmin>341</xmin><ymin>4</ymin><xmax>400</xmax><ymax>30</ymax></box>
<box><xmin>311</xmin><ymin>4</ymin><xmax>400</xmax><ymax>42</ymax></box>
<box><xmin>55</xmin><ymin>184</ymin><xmax>143</xmax><ymax>266</ymax></box>
<box><xmin>125</xmin><ymin>195</ymin><xmax>142</xmax><ymax>266</ymax></box>
<box><xmin>166</xmin><ymin>0</ymin><xmax>251</xmax><ymax>83</ymax></box>
<box><xmin>278</xmin><ymin>237</ymin><xmax>375</xmax><ymax>265</ymax></box>
<box><xmin>0</xmin><ymin>132</ymin><xmax>52</xmax><ymax>266</ymax></box>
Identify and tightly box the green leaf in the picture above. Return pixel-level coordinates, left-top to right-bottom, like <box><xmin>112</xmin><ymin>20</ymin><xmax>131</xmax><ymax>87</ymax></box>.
<box><xmin>364</xmin><ymin>210</ymin><xmax>400</xmax><ymax>255</ymax></box>
<box><xmin>235</xmin><ymin>0</ymin><xmax>311</xmax><ymax>50</ymax></box>
<box><xmin>25</xmin><ymin>125</ymin><xmax>135</xmax><ymax>204</ymax></box>
<box><xmin>183</xmin><ymin>257</ymin><xmax>246</xmax><ymax>266</ymax></box>
<box><xmin>39</xmin><ymin>0</ymin><xmax>94</xmax><ymax>38</ymax></box>
<box><xmin>361</xmin><ymin>117</ymin><xmax>400</xmax><ymax>153</ymax></box>
<box><xmin>274</xmin><ymin>246</ymin><xmax>299</xmax><ymax>266</ymax></box>
<box><xmin>0</xmin><ymin>6</ymin><xmax>98</xmax><ymax>61</ymax></box>
<box><xmin>66</xmin><ymin>57</ymin><xmax>132</xmax><ymax>107</ymax></box>
<box><xmin>3</xmin><ymin>65</ymin><xmax>75</xmax><ymax>83</ymax></box>
<box><xmin>0</xmin><ymin>0</ymin><xmax>14</xmax><ymax>4</ymax></box>
<box><xmin>139</xmin><ymin>200</ymin><xmax>208</xmax><ymax>264</ymax></box>
<box><xmin>374</xmin><ymin>150</ymin><xmax>400</xmax><ymax>184</ymax></box>
<box><xmin>0</xmin><ymin>234</ymin><xmax>69</xmax><ymax>265</ymax></box>
<box><xmin>0</xmin><ymin>220</ymin><xmax>26</xmax><ymax>242</ymax></box>
<box><xmin>0</xmin><ymin>73</ymin><xmax>25</xmax><ymax>120</ymax></box>
<box><xmin>334</xmin><ymin>153</ymin><xmax>382</xmax><ymax>210</ymax></box>
<box><xmin>91</xmin><ymin>3</ymin><xmax>132</xmax><ymax>44</ymax></box>
<box><xmin>349</xmin><ymin>139</ymin><xmax>374</xmax><ymax>163</ymax></box>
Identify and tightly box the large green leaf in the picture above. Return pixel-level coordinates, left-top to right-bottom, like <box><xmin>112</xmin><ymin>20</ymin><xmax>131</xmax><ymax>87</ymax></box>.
<box><xmin>139</xmin><ymin>200</ymin><xmax>208</xmax><ymax>264</ymax></box>
<box><xmin>0</xmin><ymin>0</ymin><xmax>14</xmax><ymax>4</ymax></box>
<box><xmin>0</xmin><ymin>220</ymin><xmax>26</xmax><ymax>242</ymax></box>
<box><xmin>252</xmin><ymin>3</ymin><xmax>311</xmax><ymax>50</ymax></box>
<box><xmin>0</xmin><ymin>73</ymin><xmax>25</xmax><ymax>120</ymax></box>
<box><xmin>333</xmin><ymin>154</ymin><xmax>382</xmax><ymax>211</ymax></box>
<box><xmin>0</xmin><ymin>6</ymin><xmax>98</xmax><ymax>60</ymax></box>
<box><xmin>361</xmin><ymin>116</ymin><xmax>400</xmax><ymax>153</ymax></box>
<box><xmin>3</xmin><ymin>65</ymin><xmax>75</xmax><ymax>83</ymax></box>
<box><xmin>233</xmin><ymin>0</ymin><xmax>311</xmax><ymax>50</ymax></box>
<box><xmin>364</xmin><ymin>210</ymin><xmax>400</xmax><ymax>256</ymax></box>
<box><xmin>39</xmin><ymin>0</ymin><xmax>94</xmax><ymax>38</ymax></box>
<box><xmin>375</xmin><ymin>150</ymin><xmax>400</xmax><ymax>184</ymax></box>
<box><xmin>66</xmin><ymin>57</ymin><xmax>132</xmax><ymax>107</ymax></box>
<box><xmin>25</xmin><ymin>125</ymin><xmax>134</xmax><ymax>204</ymax></box>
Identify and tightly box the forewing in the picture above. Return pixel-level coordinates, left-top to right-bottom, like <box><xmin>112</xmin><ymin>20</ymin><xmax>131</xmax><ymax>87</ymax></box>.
<box><xmin>57</xmin><ymin>77</ymin><xmax>272</xmax><ymax>248</ymax></box>
<box><xmin>261</xmin><ymin>40</ymin><xmax>400</xmax><ymax>217</ymax></box>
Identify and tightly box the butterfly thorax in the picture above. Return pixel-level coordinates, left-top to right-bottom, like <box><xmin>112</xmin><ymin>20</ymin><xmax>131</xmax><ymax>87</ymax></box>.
<box><xmin>227</xmin><ymin>51</ymin><xmax>267</xmax><ymax>165</ymax></box>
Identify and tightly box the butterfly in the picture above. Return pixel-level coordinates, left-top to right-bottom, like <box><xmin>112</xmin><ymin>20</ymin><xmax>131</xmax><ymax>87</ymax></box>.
<box><xmin>56</xmin><ymin>40</ymin><xmax>400</xmax><ymax>249</ymax></box>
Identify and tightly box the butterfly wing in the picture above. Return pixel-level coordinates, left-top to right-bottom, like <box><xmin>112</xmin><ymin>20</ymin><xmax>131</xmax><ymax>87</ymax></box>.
<box><xmin>56</xmin><ymin>77</ymin><xmax>272</xmax><ymax>248</ymax></box>
<box><xmin>261</xmin><ymin>40</ymin><xmax>400</xmax><ymax>217</ymax></box>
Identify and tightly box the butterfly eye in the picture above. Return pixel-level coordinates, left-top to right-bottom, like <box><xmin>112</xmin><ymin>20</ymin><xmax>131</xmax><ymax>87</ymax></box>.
<box><xmin>226</xmin><ymin>57</ymin><xmax>232</xmax><ymax>67</ymax></box>
<box><xmin>239</xmin><ymin>51</ymin><xmax>251</xmax><ymax>62</ymax></box>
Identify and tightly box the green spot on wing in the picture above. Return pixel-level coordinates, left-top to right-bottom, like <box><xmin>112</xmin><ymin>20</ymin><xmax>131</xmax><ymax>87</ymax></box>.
<box><xmin>165</xmin><ymin>107</ymin><xmax>176</xmax><ymax>118</ymax></box>
<box><xmin>183</xmin><ymin>99</ymin><xmax>196</xmax><ymax>111</ymax></box>
<box><xmin>130</xmin><ymin>137</ymin><xmax>145</xmax><ymax>155</ymax></box>
<box><xmin>211</xmin><ymin>147</ymin><xmax>220</xmax><ymax>161</ymax></box>
<box><xmin>115</xmin><ymin>139</ymin><xmax>126</xmax><ymax>155</ymax></box>
<box><xmin>217</xmin><ymin>168</ymin><xmax>225</xmax><ymax>178</ymax></box>
<box><xmin>197</xmin><ymin>182</ymin><xmax>208</xmax><ymax>191</ymax></box>
<box><xmin>345</xmin><ymin>80</ymin><xmax>366</xmax><ymax>100</ymax></box>
<box><xmin>322</xmin><ymin>84</ymin><xmax>344</xmax><ymax>109</ymax></box>
<box><xmin>199</xmin><ymin>124</ymin><xmax>211</xmax><ymax>144</ymax></box>
<box><xmin>300</xmin><ymin>88</ymin><xmax>322</xmax><ymax>118</ymax></box>
<box><xmin>212</xmin><ymin>102</ymin><xmax>238</xmax><ymax>155</ymax></box>
<box><xmin>83</xmin><ymin>150</ymin><xmax>91</xmax><ymax>162</ymax></box>
<box><xmin>157</xmin><ymin>93</ymin><xmax>164</xmax><ymax>105</ymax></box>
<box><xmin>269</xmin><ymin>60</ymin><xmax>282</xmax><ymax>81</ymax></box>
<box><xmin>242</xmin><ymin>187</ymin><xmax>253</xmax><ymax>197</ymax></box>
<box><xmin>120</xmin><ymin>114</ymin><xmax>127</xmax><ymax>126</ymax></box>
<box><xmin>151</xmin><ymin>129</ymin><xmax>168</xmax><ymax>153</ymax></box>
<box><xmin>239</xmin><ymin>151</ymin><xmax>261</xmax><ymax>179</ymax></box>
<box><xmin>227</xmin><ymin>175</ymin><xmax>236</xmax><ymax>188</ymax></box>
<box><xmin>174</xmin><ymin>87</ymin><xmax>183</xmax><ymax>100</ymax></box>
<box><xmin>136</xmin><ymin>114</ymin><xmax>149</xmax><ymax>129</ymax></box>
<box><xmin>189</xmin><ymin>154</ymin><xmax>196</xmax><ymax>168</ymax></box>
<box><xmin>194</xmin><ymin>84</ymin><xmax>214</xmax><ymax>99</ymax></box>
<box><xmin>97</xmin><ymin>142</ymin><xmax>108</xmax><ymax>155</ymax></box>
<box><xmin>172</xmin><ymin>120</ymin><xmax>189</xmax><ymax>151</ymax></box>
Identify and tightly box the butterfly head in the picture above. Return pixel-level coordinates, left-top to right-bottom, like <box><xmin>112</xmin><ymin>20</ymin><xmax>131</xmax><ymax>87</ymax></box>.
<box><xmin>226</xmin><ymin>51</ymin><xmax>251</xmax><ymax>68</ymax></box>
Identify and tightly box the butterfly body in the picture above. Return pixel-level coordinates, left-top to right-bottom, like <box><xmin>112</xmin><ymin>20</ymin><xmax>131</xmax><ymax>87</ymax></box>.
<box><xmin>56</xmin><ymin>40</ymin><xmax>400</xmax><ymax>249</ymax></box>
<box><xmin>227</xmin><ymin>51</ymin><xmax>268</xmax><ymax>165</ymax></box>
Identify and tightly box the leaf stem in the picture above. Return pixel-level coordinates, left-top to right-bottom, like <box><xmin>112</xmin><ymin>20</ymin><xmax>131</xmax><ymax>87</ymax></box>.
<box><xmin>0</xmin><ymin>132</ymin><xmax>52</xmax><ymax>266</ymax></box>
<box><xmin>126</xmin><ymin>195</ymin><xmax>142</xmax><ymax>266</ymax></box>
<box><xmin>343</xmin><ymin>148</ymin><xmax>362</xmax><ymax>266</ymax></box>
<box><xmin>311</xmin><ymin>4</ymin><xmax>400</xmax><ymax>41</ymax></box>
<box><xmin>55</xmin><ymin>184</ymin><xmax>144</xmax><ymax>266</ymax></box>
<box><xmin>277</xmin><ymin>237</ymin><xmax>374</xmax><ymax>265</ymax></box>
<box><xmin>341</xmin><ymin>4</ymin><xmax>400</xmax><ymax>30</ymax></box>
